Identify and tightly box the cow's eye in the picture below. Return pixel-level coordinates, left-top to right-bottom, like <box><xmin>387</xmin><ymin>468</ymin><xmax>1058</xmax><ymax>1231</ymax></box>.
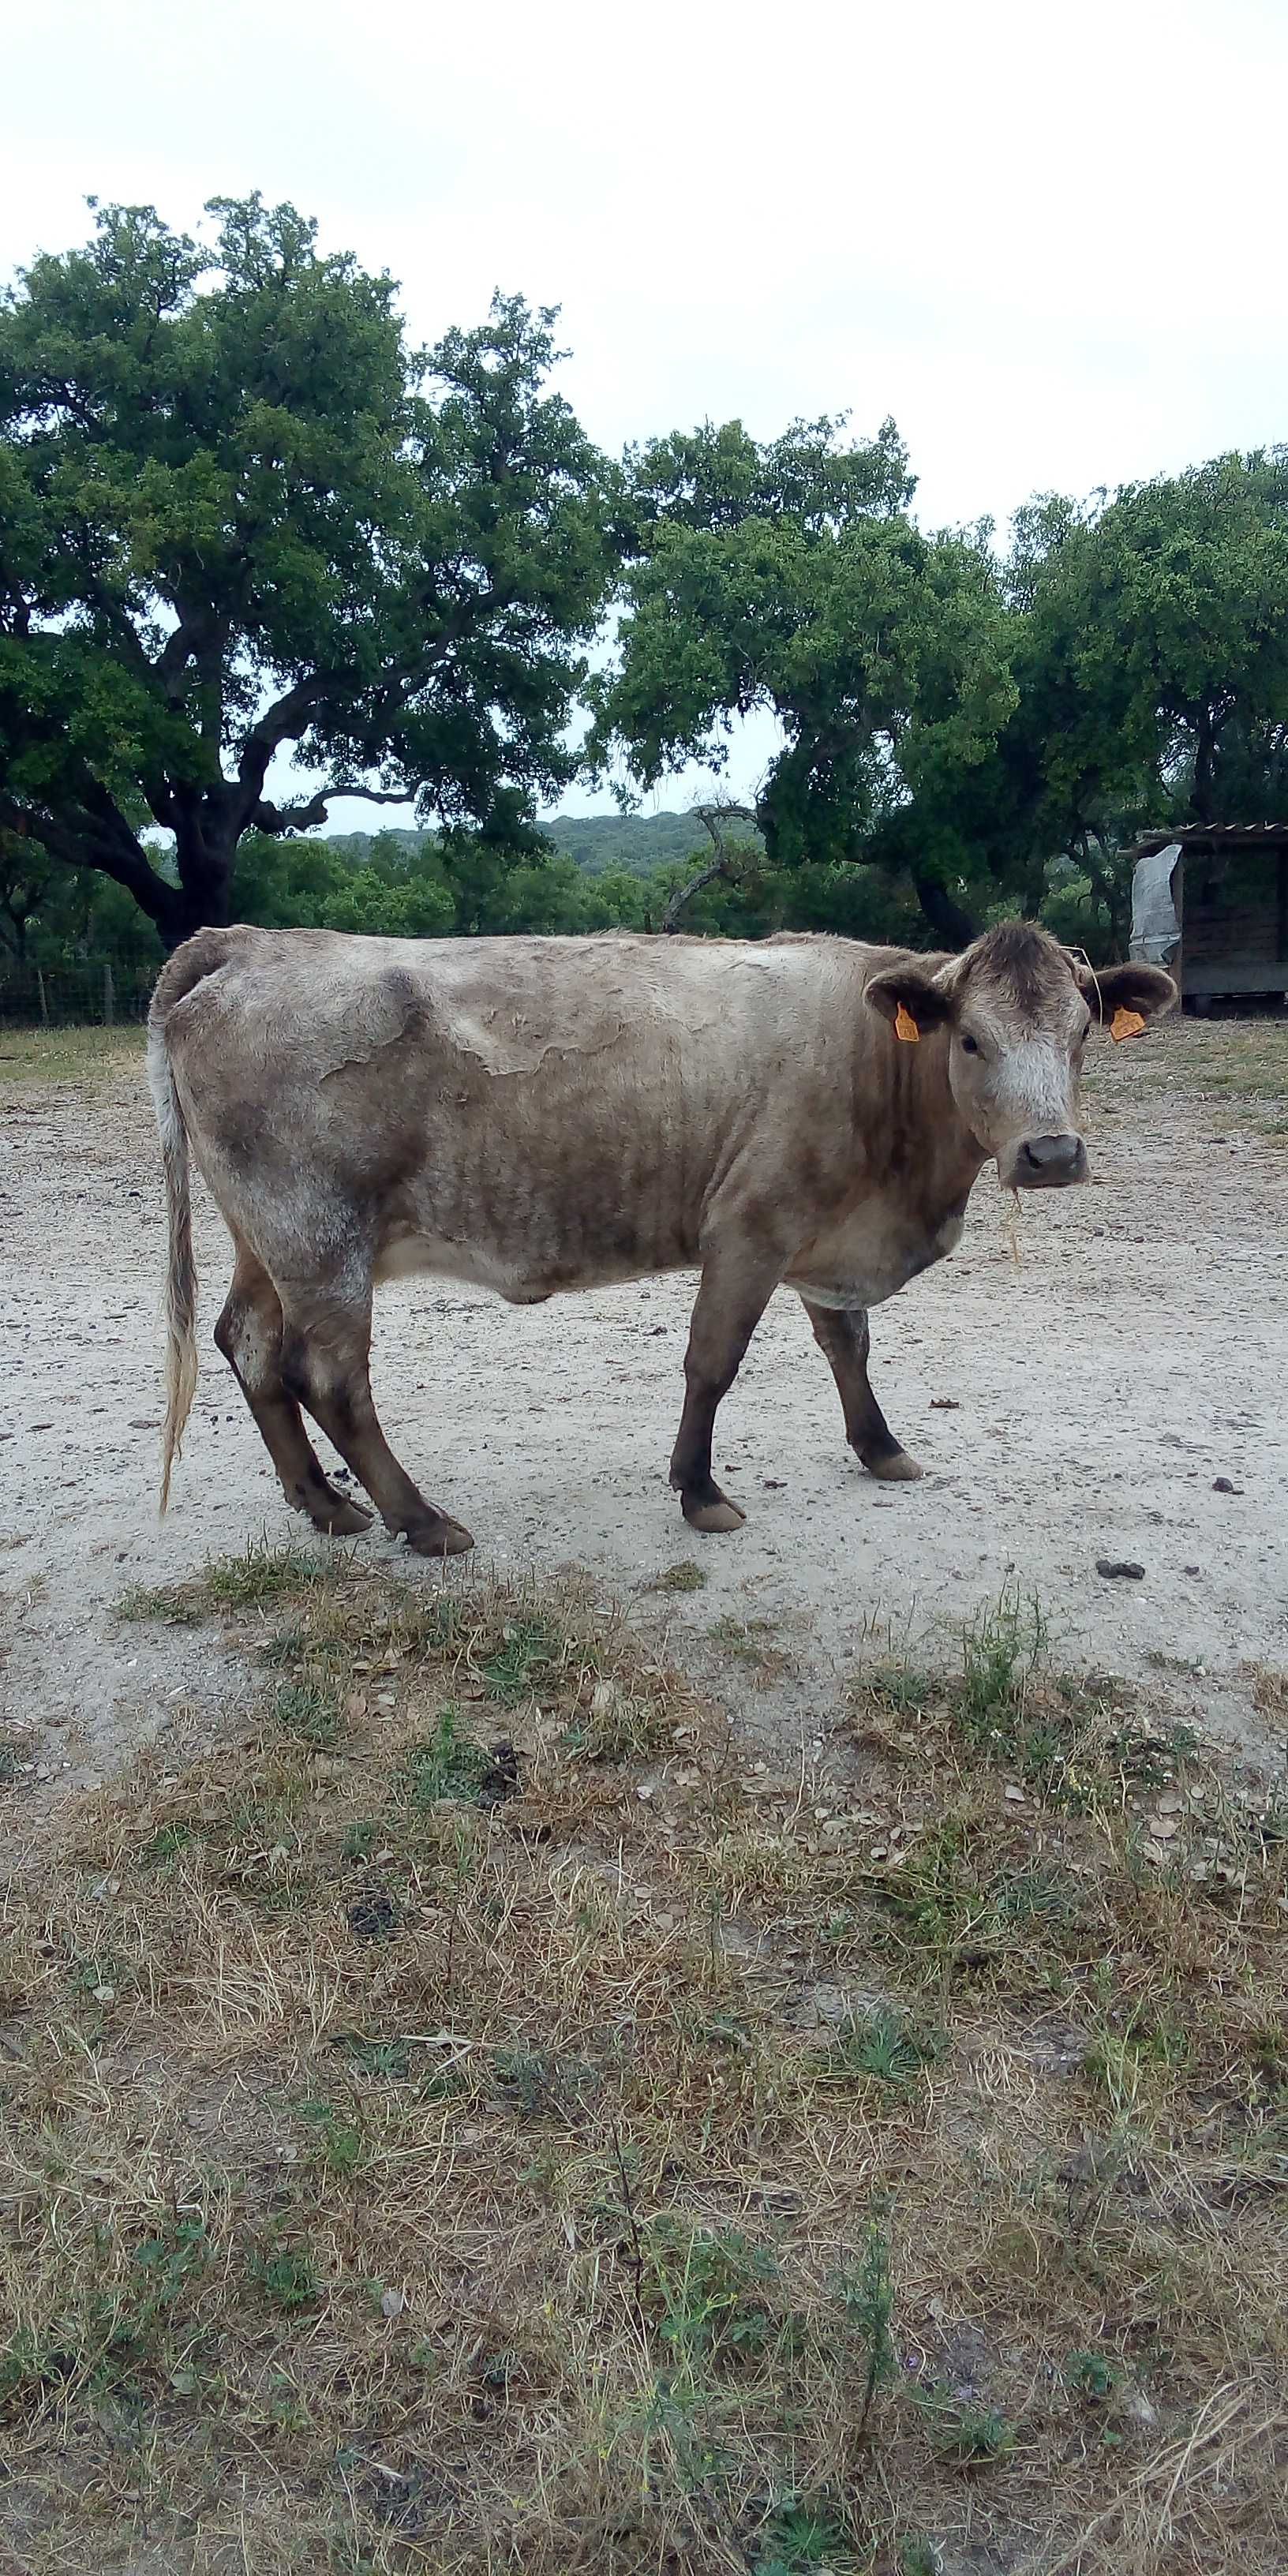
<box><xmin>960</xmin><ymin>1032</ymin><xmax>980</xmax><ymax>1055</ymax></box>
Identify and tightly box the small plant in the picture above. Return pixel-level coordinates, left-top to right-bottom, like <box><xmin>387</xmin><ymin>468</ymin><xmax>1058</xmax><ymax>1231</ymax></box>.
<box><xmin>822</xmin><ymin>2006</ymin><xmax>944</xmax><ymax>2091</ymax></box>
<box><xmin>864</xmin><ymin>1660</ymin><xmax>934</xmax><ymax>1716</ymax></box>
<box><xmin>273</xmin><ymin>1679</ymin><xmax>339</xmax><ymax>1748</ymax></box>
<box><xmin>756</xmin><ymin>2491</ymin><xmax>854</xmax><ymax>2570</ymax></box>
<box><xmin>482</xmin><ymin>1618</ymin><xmax>559</xmax><ymax>1704</ymax></box>
<box><xmin>914</xmin><ymin>2382</ymin><xmax>1016</xmax><ymax>2464</ymax></box>
<box><xmin>647</xmin><ymin>2220</ymin><xmax>782</xmax><ymax>2365</ymax></box>
<box><xmin>296</xmin><ymin>2097</ymin><xmax>367</xmax><ymax>2177</ymax></box>
<box><xmin>121</xmin><ymin>1543</ymin><xmax>328</xmax><ymax>1625</ymax></box>
<box><xmin>898</xmin><ymin>2540</ymin><xmax>943</xmax><ymax>2576</ymax></box>
<box><xmin>333</xmin><ymin>2034</ymin><xmax>413</xmax><ymax>2081</ymax></box>
<box><xmin>833</xmin><ymin>2218</ymin><xmax>896</xmax><ymax>2437</ymax></box>
<box><xmin>343</xmin><ymin>1818</ymin><xmax>380</xmax><ymax>1863</ymax></box>
<box><xmin>138</xmin><ymin>1820</ymin><xmax>197</xmax><ymax>1868</ymax></box>
<box><xmin>1066</xmin><ymin>2348</ymin><xmax>1123</xmax><ymax>2402</ymax></box>
<box><xmin>250</xmin><ymin>2241</ymin><xmax>321</xmax><ymax>2312</ymax></box>
<box><xmin>402</xmin><ymin>1705</ymin><xmax>492</xmax><ymax>1805</ymax></box>
<box><xmin>956</xmin><ymin>1588</ymin><xmax>1046</xmax><ymax>1750</ymax></box>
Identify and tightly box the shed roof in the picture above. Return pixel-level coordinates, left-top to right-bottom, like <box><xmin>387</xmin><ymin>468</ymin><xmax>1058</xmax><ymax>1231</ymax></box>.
<box><xmin>1130</xmin><ymin>822</ymin><xmax>1288</xmax><ymax>857</ymax></box>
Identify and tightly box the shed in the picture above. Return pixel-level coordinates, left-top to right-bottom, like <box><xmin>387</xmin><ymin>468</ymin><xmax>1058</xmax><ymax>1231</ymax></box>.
<box><xmin>1128</xmin><ymin>824</ymin><xmax>1288</xmax><ymax>1008</ymax></box>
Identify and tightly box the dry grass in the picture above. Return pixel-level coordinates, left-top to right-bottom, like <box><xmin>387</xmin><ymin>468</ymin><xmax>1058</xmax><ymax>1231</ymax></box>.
<box><xmin>1</xmin><ymin>1554</ymin><xmax>1286</xmax><ymax>2574</ymax></box>
<box><xmin>1084</xmin><ymin>1009</ymin><xmax>1288</xmax><ymax>1143</ymax></box>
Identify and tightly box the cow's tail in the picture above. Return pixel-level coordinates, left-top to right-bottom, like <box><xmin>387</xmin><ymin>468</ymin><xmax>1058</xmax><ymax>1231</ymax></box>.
<box><xmin>146</xmin><ymin>928</ymin><xmax>239</xmax><ymax>1511</ymax></box>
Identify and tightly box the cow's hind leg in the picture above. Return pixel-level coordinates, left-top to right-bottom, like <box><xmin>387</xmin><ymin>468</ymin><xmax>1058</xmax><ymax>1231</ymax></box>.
<box><xmin>801</xmin><ymin>1297</ymin><xmax>923</xmax><ymax>1481</ymax></box>
<box><xmin>669</xmin><ymin>1256</ymin><xmax>781</xmax><ymax>1533</ymax></box>
<box><xmin>215</xmin><ymin>1247</ymin><xmax>373</xmax><ymax>1536</ymax></box>
<box><xmin>279</xmin><ymin>1290</ymin><xmax>473</xmax><ymax>1558</ymax></box>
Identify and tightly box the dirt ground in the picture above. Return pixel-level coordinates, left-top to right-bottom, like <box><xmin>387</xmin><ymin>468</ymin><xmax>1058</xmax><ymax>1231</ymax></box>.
<box><xmin>2</xmin><ymin>1013</ymin><xmax>1286</xmax><ymax>1786</ymax></box>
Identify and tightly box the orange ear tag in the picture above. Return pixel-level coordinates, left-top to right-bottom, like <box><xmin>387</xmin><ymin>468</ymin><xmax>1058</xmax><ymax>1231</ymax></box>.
<box><xmin>1110</xmin><ymin>1006</ymin><xmax>1146</xmax><ymax>1043</ymax></box>
<box><xmin>894</xmin><ymin>1002</ymin><xmax>920</xmax><ymax>1043</ymax></box>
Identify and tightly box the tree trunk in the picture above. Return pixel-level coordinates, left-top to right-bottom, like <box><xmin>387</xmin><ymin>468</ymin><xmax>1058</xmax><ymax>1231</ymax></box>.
<box><xmin>1191</xmin><ymin>712</ymin><xmax>1217</xmax><ymax>825</ymax></box>
<box><xmin>167</xmin><ymin>814</ymin><xmax>238</xmax><ymax>949</ymax></box>
<box><xmin>910</xmin><ymin>871</ymin><xmax>976</xmax><ymax>948</ymax></box>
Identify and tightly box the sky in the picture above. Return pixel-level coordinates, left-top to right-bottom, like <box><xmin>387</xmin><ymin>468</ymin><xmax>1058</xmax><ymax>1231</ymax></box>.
<box><xmin>5</xmin><ymin>0</ymin><xmax>1287</xmax><ymax>823</ymax></box>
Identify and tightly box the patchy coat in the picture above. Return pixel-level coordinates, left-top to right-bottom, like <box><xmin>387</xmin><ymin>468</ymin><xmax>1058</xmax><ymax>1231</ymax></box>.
<box><xmin>148</xmin><ymin>922</ymin><xmax>1174</xmax><ymax>1552</ymax></box>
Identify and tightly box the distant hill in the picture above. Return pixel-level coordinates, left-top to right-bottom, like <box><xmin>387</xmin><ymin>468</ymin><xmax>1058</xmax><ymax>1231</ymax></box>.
<box><xmin>326</xmin><ymin>812</ymin><xmax>712</xmax><ymax>878</ymax></box>
<box><xmin>543</xmin><ymin>811</ymin><xmax>711</xmax><ymax>877</ymax></box>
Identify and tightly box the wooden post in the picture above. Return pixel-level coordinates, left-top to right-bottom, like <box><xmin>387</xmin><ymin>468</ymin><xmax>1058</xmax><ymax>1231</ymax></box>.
<box><xmin>36</xmin><ymin>966</ymin><xmax>49</xmax><ymax>1027</ymax></box>
<box><xmin>103</xmin><ymin>959</ymin><xmax>114</xmax><ymax>1026</ymax></box>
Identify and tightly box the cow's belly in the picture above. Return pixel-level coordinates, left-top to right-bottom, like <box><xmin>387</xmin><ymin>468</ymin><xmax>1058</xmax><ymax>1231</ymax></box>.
<box><xmin>786</xmin><ymin>1205</ymin><xmax>965</xmax><ymax>1310</ymax></box>
<box><xmin>371</xmin><ymin>1227</ymin><xmax>683</xmax><ymax>1304</ymax></box>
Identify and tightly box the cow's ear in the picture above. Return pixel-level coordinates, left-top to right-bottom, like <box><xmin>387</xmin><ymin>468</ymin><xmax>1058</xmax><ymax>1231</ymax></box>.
<box><xmin>1076</xmin><ymin>962</ymin><xmax>1177</xmax><ymax>1029</ymax></box>
<box><xmin>865</xmin><ymin>966</ymin><xmax>955</xmax><ymax>1040</ymax></box>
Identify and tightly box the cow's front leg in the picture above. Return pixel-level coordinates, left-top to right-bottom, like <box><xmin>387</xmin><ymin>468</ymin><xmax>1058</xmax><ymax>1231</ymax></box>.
<box><xmin>670</xmin><ymin>1255</ymin><xmax>781</xmax><ymax>1533</ymax></box>
<box><xmin>800</xmin><ymin>1297</ymin><xmax>923</xmax><ymax>1482</ymax></box>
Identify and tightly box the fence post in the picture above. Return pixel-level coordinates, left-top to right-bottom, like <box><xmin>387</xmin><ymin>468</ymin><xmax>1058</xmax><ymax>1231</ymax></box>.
<box><xmin>103</xmin><ymin>960</ymin><xmax>114</xmax><ymax>1026</ymax></box>
<box><xmin>36</xmin><ymin>967</ymin><xmax>49</xmax><ymax>1028</ymax></box>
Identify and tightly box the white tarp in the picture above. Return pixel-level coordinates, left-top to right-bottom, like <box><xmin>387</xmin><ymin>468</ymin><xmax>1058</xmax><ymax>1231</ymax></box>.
<box><xmin>1129</xmin><ymin>842</ymin><xmax>1182</xmax><ymax>966</ymax></box>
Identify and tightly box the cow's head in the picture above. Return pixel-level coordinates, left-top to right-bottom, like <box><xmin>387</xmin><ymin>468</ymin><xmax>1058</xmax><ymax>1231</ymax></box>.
<box><xmin>866</xmin><ymin>923</ymin><xmax>1176</xmax><ymax>1189</ymax></box>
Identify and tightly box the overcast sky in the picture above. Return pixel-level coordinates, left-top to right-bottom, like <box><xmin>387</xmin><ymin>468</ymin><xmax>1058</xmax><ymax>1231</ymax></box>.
<box><xmin>6</xmin><ymin>0</ymin><xmax>1286</xmax><ymax>824</ymax></box>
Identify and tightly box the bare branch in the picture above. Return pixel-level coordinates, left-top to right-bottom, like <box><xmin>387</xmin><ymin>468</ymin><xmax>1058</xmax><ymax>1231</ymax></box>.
<box><xmin>660</xmin><ymin>800</ymin><xmax>762</xmax><ymax>932</ymax></box>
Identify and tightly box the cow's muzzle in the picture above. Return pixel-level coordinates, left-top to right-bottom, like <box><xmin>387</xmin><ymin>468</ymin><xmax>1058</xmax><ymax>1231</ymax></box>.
<box><xmin>1000</xmin><ymin>1133</ymin><xmax>1088</xmax><ymax>1189</ymax></box>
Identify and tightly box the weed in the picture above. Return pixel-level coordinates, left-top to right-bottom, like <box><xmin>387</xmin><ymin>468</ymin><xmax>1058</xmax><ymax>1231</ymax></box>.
<box><xmin>834</xmin><ymin>2218</ymin><xmax>897</xmax><ymax>2436</ymax></box>
<box><xmin>914</xmin><ymin>2383</ymin><xmax>1017</xmax><ymax>2464</ymax></box>
<box><xmin>482</xmin><ymin>1618</ymin><xmax>560</xmax><ymax>1703</ymax></box>
<box><xmin>757</xmin><ymin>2491</ymin><xmax>855</xmax><ymax>2570</ymax></box>
<box><xmin>866</xmin><ymin>1660</ymin><xmax>935</xmax><ymax>1716</ymax></box>
<box><xmin>296</xmin><ymin>2099</ymin><xmax>367</xmax><ymax>2178</ymax></box>
<box><xmin>402</xmin><ymin>1705</ymin><xmax>492</xmax><ymax>1804</ymax></box>
<box><xmin>957</xmin><ymin>1587</ymin><xmax>1046</xmax><ymax>1749</ymax></box>
<box><xmin>822</xmin><ymin>2007</ymin><xmax>944</xmax><ymax>2092</ymax></box>
<box><xmin>273</xmin><ymin>1679</ymin><xmax>339</xmax><ymax>1748</ymax></box>
<box><xmin>646</xmin><ymin>1561</ymin><xmax>709</xmax><ymax>1594</ymax></box>
<box><xmin>331</xmin><ymin>2033</ymin><xmax>414</xmax><ymax>2082</ymax></box>
<box><xmin>647</xmin><ymin>2221</ymin><xmax>782</xmax><ymax>2365</ymax></box>
<box><xmin>898</xmin><ymin>2541</ymin><xmax>943</xmax><ymax>2576</ymax></box>
<box><xmin>250</xmin><ymin>2242</ymin><xmax>322</xmax><ymax>2312</ymax></box>
<box><xmin>1067</xmin><ymin>2349</ymin><xmax>1124</xmax><ymax>2402</ymax></box>
<box><xmin>120</xmin><ymin>1541</ymin><xmax>329</xmax><ymax>1625</ymax></box>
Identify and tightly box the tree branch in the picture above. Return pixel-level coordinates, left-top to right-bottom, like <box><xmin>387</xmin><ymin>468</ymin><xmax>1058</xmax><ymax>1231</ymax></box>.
<box><xmin>661</xmin><ymin>802</ymin><xmax>761</xmax><ymax>931</ymax></box>
<box><xmin>0</xmin><ymin>796</ymin><xmax>180</xmax><ymax>934</ymax></box>
<box><xmin>251</xmin><ymin>783</ymin><xmax>415</xmax><ymax>835</ymax></box>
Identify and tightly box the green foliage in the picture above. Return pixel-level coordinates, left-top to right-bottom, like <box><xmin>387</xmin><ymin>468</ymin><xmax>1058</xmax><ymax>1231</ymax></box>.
<box><xmin>249</xmin><ymin>2241</ymin><xmax>321</xmax><ymax>2312</ymax></box>
<box><xmin>913</xmin><ymin>2382</ymin><xmax>1016</xmax><ymax>2463</ymax></box>
<box><xmin>0</xmin><ymin>196</ymin><xmax>616</xmax><ymax>942</ymax></box>
<box><xmin>6</xmin><ymin>189</ymin><xmax>1286</xmax><ymax>965</ymax></box>
<box><xmin>646</xmin><ymin>2219</ymin><xmax>782</xmax><ymax>2365</ymax></box>
<box><xmin>593</xmin><ymin>417</ymin><xmax>1016</xmax><ymax>925</ymax></box>
<box><xmin>822</xmin><ymin>2006</ymin><xmax>944</xmax><ymax>2091</ymax></box>
<box><xmin>833</xmin><ymin>2218</ymin><xmax>897</xmax><ymax>2436</ymax></box>
<box><xmin>401</xmin><ymin>1705</ymin><xmax>492</xmax><ymax>1805</ymax></box>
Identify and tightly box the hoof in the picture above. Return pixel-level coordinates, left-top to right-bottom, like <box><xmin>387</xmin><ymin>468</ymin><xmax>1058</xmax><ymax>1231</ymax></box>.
<box><xmin>863</xmin><ymin>1450</ymin><xmax>923</xmax><ymax>1483</ymax></box>
<box><xmin>403</xmin><ymin>1513</ymin><xmax>475</xmax><ymax>1558</ymax></box>
<box><xmin>317</xmin><ymin>1498</ymin><xmax>374</xmax><ymax>1536</ymax></box>
<box><xmin>682</xmin><ymin>1493</ymin><xmax>747</xmax><ymax>1534</ymax></box>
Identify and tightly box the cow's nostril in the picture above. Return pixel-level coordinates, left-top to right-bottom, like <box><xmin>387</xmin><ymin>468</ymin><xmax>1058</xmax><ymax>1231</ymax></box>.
<box><xmin>1018</xmin><ymin>1133</ymin><xmax>1085</xmax><ymax>1179</ymax></box>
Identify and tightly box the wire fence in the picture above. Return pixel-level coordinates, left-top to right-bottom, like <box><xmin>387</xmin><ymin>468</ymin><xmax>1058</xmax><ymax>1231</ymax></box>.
<box><xmin>0</xmin><ymin>951</ymin><xmax>161</xmax><ymax>1028</ymax></box>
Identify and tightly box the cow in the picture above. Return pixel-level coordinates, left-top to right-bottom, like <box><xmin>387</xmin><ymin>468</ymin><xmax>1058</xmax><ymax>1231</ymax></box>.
<box><xmin>147</xmin><ymin>921</ymin><xmax>1175</xmax><ymax>1555</ymax></box>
